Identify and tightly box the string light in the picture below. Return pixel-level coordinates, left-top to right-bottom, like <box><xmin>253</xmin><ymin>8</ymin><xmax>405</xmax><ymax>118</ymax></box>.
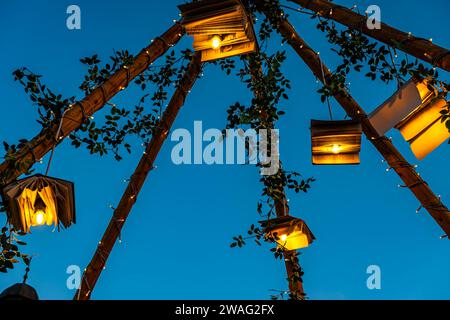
<box><xmin>416</xmin><ymin>205</ymin><xmax>422</xmax><ymax>214</ymax></box>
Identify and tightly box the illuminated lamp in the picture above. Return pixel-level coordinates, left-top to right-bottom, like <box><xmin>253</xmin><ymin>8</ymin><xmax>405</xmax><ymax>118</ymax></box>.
<box><xmin>178</xmin><ymin>0</ymin><xmax>258</xmax><ymax>62</ymax></box>
<box><xmin>1</xmin><ymin>174</ymin><xmax>76</xmax><ymax>233</ymax></box>
<box><xmin>311</xmin><ymin>119</ymin><xmax>362</xmax><ymax>165</ymax></box>
<box><xmin>260</xmin><ymin>215</ymin><xmax>315</xmax><ymax>251</ymax></box>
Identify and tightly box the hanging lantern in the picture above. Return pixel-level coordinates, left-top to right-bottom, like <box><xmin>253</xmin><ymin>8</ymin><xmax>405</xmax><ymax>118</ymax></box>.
<box><xmin>260</xmin><ymin>215</ymin><xmax>315</xmax><ymax>251</ymax></box>
<box><xmin>369</xmin><ymin>78</ymin><xmax>436</xmax><ymax>136</ymax></box>
<box><xmin>369</xmin><ymin>77</ymin><xmax>449</xmax><ymax>160</ymax></box>
<box><xmin>1</xmin><ymin>174</ymin><xmax>76</xmax><ymax>233</ymax></box>
<box><xmin>311</xmin><ymin>120</ymin><xmax>363</xmax><ymax>165</ymax></box>
<box><xmin>0</xmin><ymin>283</ymin><xmax>39</xmax><ymax>300</ymax></box>
<box><xmin>395</xmin><ymin>97</ymin><xmax>450</xmax><ymax>160</ymax></box>
<box><xmin>178</xmin><ymin>0</ymin><xmax>258</xmax><ymax>62</ymax></box>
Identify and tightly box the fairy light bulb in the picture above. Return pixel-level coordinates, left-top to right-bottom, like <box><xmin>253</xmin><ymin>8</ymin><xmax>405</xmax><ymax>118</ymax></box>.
<box><xmin>280</xmin><ymin>234</ymin><xmax>288</xmax><ymax>242</ymax></box>
<box><xmin>211</xmin><ymin>35</ymin><xmax>222</xmax><ymax>49</ymax></box>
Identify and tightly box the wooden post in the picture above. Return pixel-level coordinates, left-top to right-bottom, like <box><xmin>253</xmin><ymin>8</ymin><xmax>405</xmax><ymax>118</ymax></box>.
<box><xmin>288</xmin><ymin>0</ymin><xmax>450</xmax><ymax>72</ymax></box>
<box><xmin>276</xmin><ymin>18</ymin><xmax>450</xmax><ymax>237</ymax></box>
<box><xmin>0</xmin><ymin>22</ymin><xmax>184</xmax><ymax>186</ymax></box>
<box><xmin>248</xmin><ymin>58</ymin><xmax>305</xmax><ymax>299</ymax></box>
<box><xmin>74</xmin><ymin>53</ymin><xmax>203</xmax><ymax>300</ymax></box>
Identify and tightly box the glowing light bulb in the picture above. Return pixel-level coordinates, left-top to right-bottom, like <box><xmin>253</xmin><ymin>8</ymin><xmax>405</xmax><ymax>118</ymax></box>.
<box><xmin>35</xmin><ymin>210</ymin><xmax>45</xmax><ymax>225</ymax></box>
<box><xmin>331</xmin><ymin>144</ymin><xmax>342</xmax><ymax>154</ymax></box>
<box><xmin>280</xmin><ymin>234</ymin><xmax>288</xmax><ymax>242</ymax></box>
<box><xmin>211</xmin><ymin>35</ymin><xmax>222</xmax><ymax>49</ymax></box>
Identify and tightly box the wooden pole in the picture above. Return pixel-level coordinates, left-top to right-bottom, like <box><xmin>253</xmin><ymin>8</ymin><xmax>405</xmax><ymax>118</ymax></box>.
<box><xmin>248</xmin><ymin>58</ymin><xmax>305</xmax><ymax>299</ymax></box>
<box><xmin>0</xmin><ymin>22</ymin><xmax>184</xmax><ymax>186</ymax></box>
<box><xmin>74</xmin><ymin>53</ymin><xmax>203</xmax><ymax>300</ymax></box>
<box><xmin>288</xmin><ymin>0</ymin><xmax>450</xmax><ymax>72</ymax></box>
<box><xmin>276</xmin><ymin>18</ymin><xmax>450</xmax><ymax>237</ymax></box>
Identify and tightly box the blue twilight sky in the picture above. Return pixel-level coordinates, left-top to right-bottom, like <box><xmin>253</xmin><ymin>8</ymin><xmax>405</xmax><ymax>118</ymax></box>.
<box><xmin>0</xmin><ymin>0</ymin><xmax>449</xmax><ymax>300</ymax></box>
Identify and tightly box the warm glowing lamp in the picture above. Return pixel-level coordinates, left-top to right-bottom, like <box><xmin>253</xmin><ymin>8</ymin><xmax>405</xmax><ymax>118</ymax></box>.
<box><xmin>369</xmin><ymin>78</ymin><xmax>436</xmax><ymax>136</ymax></box>
<box><xmin>311</xmin><ymin>120</ymin><xmax>362</xmax><ymax>165</ymax></box>
<box><xmin>369</xmin><ymin>77</ymin><xmax>450</xmax><ymax>160</ymax></box>
<box><xmin>1</xmin><ymin>174</ymin><xmax>76</xmax><ymax>233</ymax></box>
<box><xmin>32</xmin><ymin>195</ymin><xmax>47</xmax><ymax>226</ymax></box>
<box><xmin>178</xmin><ymin>0</ymin><xmax>258</xmax><ymax>62</ymax></box>
<box><xmin>211</xmin><ymin>35</ymin><xmax>222</xmax><ymax>49</ymax></box>
<box><xmin>260</xmin><ymin>216</ymin><xmax>315</xmax><ymax>251</ymax></box>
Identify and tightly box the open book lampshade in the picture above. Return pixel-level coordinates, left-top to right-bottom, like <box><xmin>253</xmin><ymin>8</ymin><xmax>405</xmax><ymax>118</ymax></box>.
<box><xmin>178</xmin><ymin>0</ymin><xmax>257</xmax><ymax>62</ymax></box>
<box><xmin>1</xmin><ymin>174</ymin><xmax>76</xmax><ymax>233</ymax></box>
<box><xmin>260</xmin><ymin>216</ymin><xmax>315</xmax><ymax>251</ymax></box>
<box><xmin>369</xmin><ymin>78</ymin><xmax>449</xmax><ymax>160</ymax></box>
<box><xmin>311</xmin><ymin>120</ymin><xmax>363</xmax><ymax>165</ymax></box>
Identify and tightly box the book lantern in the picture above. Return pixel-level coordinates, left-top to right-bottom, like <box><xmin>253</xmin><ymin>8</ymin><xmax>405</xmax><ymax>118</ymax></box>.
<box><xmin>396</xmin><ymin>97</ymin><xmax>450</xmax><ymax>160</ymax></box>
<box><xmin>260</xmin><ymin>216</ymin><xmax>315</xmax><ymax>251</ymax></box>
<box><xmin>0</xmin><ymin>283</ymin><xmax>39</xmax><ymax>300</ymax></box>
<box><xmin>1</xmin><ymin>174</ymin><xmax>76</xmax><ymax>233</ymax></box>
<box><xmin>178</xmin><ymin>0</ymin><xmax>257</xmax><ymax>62</ymax></box>
<box><xmin>369</xmin><ymin>78</ymin><xmax>450</xmax><ymax>160</ymax></box>
<box><xmin>311</xmin><ymin>120</ymin><xmax>363</xmax><ymax>165</ymax></box>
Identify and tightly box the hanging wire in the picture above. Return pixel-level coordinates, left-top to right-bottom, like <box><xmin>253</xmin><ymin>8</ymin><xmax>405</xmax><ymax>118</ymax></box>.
<box><xmin>317</xmin><ymin>53</ymin><xmax>333</xmax><ymax>120</ymax></box>
<box><xmin>45</xmin><ymin>108</ymin><xmax>70</xmax><ymax>176</ymax></box>
<box><xmin>387</xmin><ymin>46</ymin><xmax>403</xmax><ymax>89</ymax></box>
<box><xmin>279</xmin><ymin>4</ymin><xmax>314</xmax><ymax>16</ymax></box>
